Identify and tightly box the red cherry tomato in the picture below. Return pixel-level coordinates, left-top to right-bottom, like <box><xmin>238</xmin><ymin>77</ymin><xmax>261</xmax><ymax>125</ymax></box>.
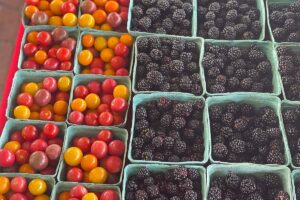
<box><xmin>9</xmin><ymin>193</ymin><xmax>28</xmax><ymax>200</ymax></box>
<box><xmin>97</xmin><ymin>104</ymin><xmax>110</xmax><ymax>114</ymax></box>
<box><xmin>67</xmin><ymin>167</ymin><xmax>83</xmax><ymax>182</ymax></box>
<box><xmin>30</xmin><ymin>139</ymin><xmax>48</xmax><ymax>152</ymax></box>
<box><xmin>43</xmin><ymin>123</ymin><xmax>59</xmax><ymax>139</ymax></box>
<box><xmin>114</xmin><ymin>43</ymin><xmax>129</xmax><ymax>57</ymax></box>
<box><xmin>90</xmin><ymin>67</ymin><xmax>104</xmax><ymax>74</ymax></box>
<box><xmin>22</xmin><ymin>125</ymin><xmax>38</xmax><ymax>141</ymax></box>
<box><xmin>69</xmin><ymin>111</ymin><xmax>84</xmax><ymax>125</ymax></box>
<box><xmin>17</xmin><ymin>93</ymin><xmax>34</xmax><ymax>107</ymax></box>
<box><xmin>107</xmin><ymin>12</ymin><xmax>122</xmax><ymax>28</ymax></box>
<box><xmin>15</xmin><ymin>149</ymin><xmax>29</xmax><ymax>164</ymax></box>
<box><xmin>74</xmin><ymin>85</ymin><xmax>89</xmax><ymax>98</ymax></box>
<box><xmin>119</xmin><ymin>0</ymin><xmax>129</xmax><ymax>6</ymax></box>
<box><xmin>68</xmin><ymin>0</ymin><xmax>79</xmax><ymax>5</ymax></box>
<box><xmin>91</xmin><ymin>141</ymin><xmax>108</xmax><ymax>159</ymax></box>
<box><xmin>75</xmin><ymin>137</ymin><xmax>91</xmax><ymax>153</ymax></box>
<box><xmin>26</xmin><ymin>0</ymin><xmax>39</xmax><ymax>5</ymax></box>
<box><xmin>10</xmin><ymin>176</ymin><xmax>27</xmax><ymax>193</ymax></box>
<box><xmin>97</xmin><ymin>130</ymin><xmax>112</xmax><ymax>143</ymax></box>
<box><xmin>115</xmin><ymin>68</ymin><xmax>129</xmax><ymax>76</ymax></box>
<box><xmin>60</xmin><ymin>61</ymin><xmax>73</xmax><ymax>71</ymax></box>
<box><xmin>48</xmin><ymin>47</ymin><xmax>58</xmax><ymax>58</ymax></box>
<box><xmin>102</xmin><ymin>79</ymin><xmax>117</xmax><ymax>94</ymax></box>
<box><xmin>40</xmin><ymin>109</ymin><xmax>54</xmax><ymax>121</ymax></box>
<box><xmin>22</xmin><ymin>141</ymin><xmax>32</xmax><ymax>151</ymax></box>
<box><xmin>37</xmin><ymin>31</ymin><xmax>52</xmax><ymax>46</ymax></box>
<box><xmin>104</xmin><ymin>156</ymin><xmax>122</xmax><ymax>173</ymax></box>
<box><xmin>42</xmin><ymin>77</ymin><xmax>57</xmax><ymax>93</ymax></box>
<box><xmin>25</xmin><ymin>190</ymin><xmax>35</xmax><ymax>200</ymax></box>
<box><xmin>43</xmin><ymin>58</ymin><xmax>60</xmax><ymax>70</ymax></box>
<box><xmin>101</xmin><ymin>95</ymin><xmax>114</xmax><ymax>105</ymax></box>
<box><xmin>55</xmin><ymin>91</ymin><xmax>70</xmax><ymax>102</ymax></box>
<box><xmin>23</xmin><ymin>43</ymin><xmax>38</xmax><ymax>56</ymax></box>
<box><xmin>70</xmin><ymin>185</ymin><xmax>88</xmax><ymax>199</ymax></box>
<box><xmin>100</xmin><ymin>190</ymin><xmax>119</xmax><ymax>200</ymax></box>
<box><xmin>110</xmin><ymin>98</ymin><xmax>128</xmax><ymax>113</ymax></box>
<box><xmin>113</xmin><ymin>113</ymin><xmax>124</xmax><ymax>125</ymax></box>
<box><xmin>0</xmin><ymin>149</ymin><xmax>15</xmax><ymax>167</ymax></box>
<box><xmin>90</xmin><ymin>58</ymin><xmax>105</xmax><ymax>69</ymax></box>
<box><xmin>22</xmin><ymin>60</ymin><xmax>39</xmax><ymax>69</ymax></box>
<box><xmin>41</xmin><ymin>166</ymin><xmax>56</xmax><ymax>175</ymax></box>
<box><xmin>85</xmin><ymin>112</ymin><xmax>99</xmax><ymax>126</ymax></box>
<box><xmin>87</xmin><ymin>81</ymin><xmax>101</xmax><ymax>94</ymax></box>
<box><xmin>120</xmin><ymin>11</ymin><xmax>128</xmax><ymax>22</ymax></box>
<box><xmin>99</xmin><ymin>112</ymin><xmax>114</xmax><ymax>126</ymax></box>
<box><xmin>10</xmin><ymin>131</ymin><xmax>24</xmax><ymax>143</ymax></box>
<box><xmin>108</xmin><ymin>140</ymin><xmax>125</xmax><ymax>157</ymax></box>
<box><xmin>61</xmin><ymin>2</ymin><xmax>77</xmax><ymax>14</ymax></box>
<box><xmin>111</xmin><ymin>56</ymin><xmax>126</xmax><ymax>70</ymax></box>
<box><xmin>56</xmin><ymin>47</ymin><xmax>71</xmax><ymax>62</ymax></box>
<box><xmin>48</xmin><ymin>138</ymin><xmax>63</xmax><ymax>146</ymax></box>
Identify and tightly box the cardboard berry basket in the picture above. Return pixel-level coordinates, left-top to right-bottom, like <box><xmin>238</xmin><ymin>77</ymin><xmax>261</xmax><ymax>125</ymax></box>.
<box><xmin>292</xmin><ymin>169</ymin><xmax>300</xmax><ymax>200</ymax></box>
<box><xmin>205</xmin><ymin>94</ymin><xmax>291</xmax><ymax>166</ymax></box>
<box><xmin>0</xmin><ymin>119</ymin><xmax>66</xmax><ymax>177</ymax></box>
<box><xmin>128</xmin><ymin>92</ymin><xmax>209</xmax><ymax>165</ymax></box>
<box><xmin>207</xmin><ymin>164</ymin><xmax>293</xmax><ymax>199</ymax></box>
<box><xmin>132</xmin><ymin>35</ymin><xmax>206</xmax><ymax>96</ymax></box>
<box><xmin>51</xmin><ymin>182</ymin><xmax>121</xmax><ymax>200</ymax></box>
<box><xmin>17</xmin><ymin>26</ymin><xmax>79</xmax><ymax>73</ymax></box>
<box><xmin>74</xmin><ymin>30</ymin><xmax>135</xmax><ymax>76</ymax></box>
<box><xmin>5</xmin><ymin>70</ymin><xmax>73</xmax><ymax>123</ymax></box>
<box><xmin>203</xmin><ymin>40</ymin><xmax>281</xmax><ymax>96</ymax></box>
<box><xmin>57</xmin><ymin>125</ymin><xmax>128</xmax><ymax>185</ymax></box>
<box><xmin>122</xmin><ymin>164</ymin><xmax>206</xmax><ymax>200</ymax></box>
<box><xmin>282</xmin><ymin>100</ymin><xmax>300</xmax><ymax>169</ymax></box>
<box><xmin>196</xmin><ymin>0</ymin><xmax>266</xmax><ymax>40</ymax></box>
<box><xmin>66</xmin><ymin>74</ymin><xmax>131</xmax><ymax>127</ymax></box>
<box><xmin>127</xmin><ymin>0</ymin><xmax>198</xmax><ymax>37</ymax></box>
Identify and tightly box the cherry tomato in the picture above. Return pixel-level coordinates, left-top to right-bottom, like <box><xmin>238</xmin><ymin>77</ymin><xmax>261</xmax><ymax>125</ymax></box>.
<box><xmin>90</xmin><ymin>58</ymin><xmax>104</xmax><ymax>69</ymax></box>
<box><xmin>89</xmin><ymin>167</ymin><xmax>108</xmax><ymax>184</ymax></box>
<box><xmin>113</xmin><ymin>113</ymin><xmax>123</xmax><ymax>125</ymax></box>
<box><xmin>100</xmin><ymin>190</ymin><xmax>119</xmax><ymax>200</ymax></box>
<box><xmin>22</xmin><ymin>60</ymin><xmax>39</xmax><ymax>69</ymax></box>
<box><xmin>0</xmin><ymin>149</ymin><xmax>15</xmax><ymax>167</ymax></box>
<box><xmin>87</xmin><ymin>81</ymin><xmax>101</xmax><ymax>94</ymax></box>
<box><xmin>42</xmin><ymin>77</ymin><xmax>57</xmax><ymax>93</ymax></box>
<box><xmin>74</xmin><ymin>85</ymin><xmax>89</xmax><ymax>98</ymax></box>
<box><xmin>0</xmin><ymin>176</ymin><xmax>10</xmax><ymax>195</ymax></box>
<box><xmin>37</xmin><ymin>31</ymin><xmax>52</xmax><ymax>47</ymax></box>
<box><xmin>9</xmin><ymin>193</ymin><xmax>28</xmax><ymax>200</ymax></box>
<box><xmin>97</xmin><ymin>104</ymin><xmax>110</xmax><ymax>114</ymax></box>
<box><xmin>24</xmin><ymin>43</ymin><xmax>38</xmax><ymax>56</ymax></box>
<box><xmin>40</xmin><ymin>109</ymin><xmax>54</xmax><ymax>121</ymax></box>
<box><xmin>60</xmin><ymin>61</ymin><xmax>73</xmax><ymax>71</ymax></box>
<box><xmin>111</xmin><ymin>56</ymin><xmax>126</xmax><ymax>70</ymax></box>
<box><xmin>75</xmin><ymin>137</ymin><xmax>91</xmax><ymax>153</ymax></box>
<box><xmin>108</xmin><ymin>140</ymin><xmax>125</xmax><ymax>157</ymax></box>
<box><xmin>22</xmin><ymin>125</ymin><xmax>38</xmax><ymax>141</ymax></box>
<box><xmin>110</xmin><ymin>98</ymin><xmax>128</xmax><ymax>113</ymax></box>
<box><xmin>64</xmin><ymin>147</ymin><xmax>83</xmax><ymax>166</ymax></box>
<box><xmin>61</xmin><ymin>2</ymin><xmax>76</xmax><ymax>14</ymax></box>
<box><xmin>26</xmin><ymin>0</ymin><xmax>39</xmax><ymax>5</ymax></box>
<box><xmin>58</xmin><ymin>76</ymin><xmax>72</xmax><ymax>92</ymax></box>
<box><xmin>22</xmin><ymin>141</ymin><xmax>32</xmax><ymax>151</ymax></box>
<box><xmin>17</xmin><ymin>93</ymin><xmax>33</xmax><ymax>107</ymax></box>
<box><xmin>102</xmin><ymin>79</ymin><xmax>117</xmax><ymax>94</ymax></box>
<box><xmin>99</xmin><ymin>112</ymin><xmax>113</xmax><ymax>126</ymax></box>
<box><xmin>29</xmin><ymin>151</ymin><xmax>49</xmax><ymax>171</ymax></box>
<box><xmin>114</xmin><ymin>43</ymin><xmax>129</xmax><ymax>57</ymax></box>
<box><xmin>115</xmin><ymin>68</ymin><xmax>129</xmax><ymax>76</ymax></box>
<box><xmin>30</xmin><ymin>139</ymin><xmax>48</xmax><ymax>152</ymax></box>
<box><xmin>15</xmin><ymin>149</ymin><xmax>30</xmax><ymax>164</ymax></box>
<box><xmin>70</xmin><ymin>185</ymin><xmax>87</xmax><ymax>199</ymax></box>
<box><xmin>55</xmin><ymin>91</ymin><xmax>70</xmax><ymax>102</ymax></box>
<box><xmin>107</xmin><ymin>12</ymin><xmax>122</xmax><ymax>28</ymax></box>
<box><xmin>58</xmin><ymin>191</ymin><xmax>70</xmax><ymax>200</ymax></box>
<box><xmin>43</xmin><ymin>58</ymin><xmax>60</xmax><ymax>70</ymax></box>
<box><xmin>56</xmin><ymin>47</ymin><xmax>71</xmax><ymax>62</ymax></box>
<box><xmin>34</xmin><ymin>89</ymin><xmax>52</xmax><ymax>106</ymax></box>
<box><xmin>43</xmin><ymin>123</ymin><xmax>59</xmax><ymax>139</ymax></box>
<box><xmin>48</xmin><ymin>137</ymin><xmax>63</xmax><ymax>146</ymax></box>
<box><xmin>10</xmin><ymin>176</ymin><xmax>27</xmax><ymax>193</ymax></box>
<box><xmin>28</xmin><ymin>179</ymin><xmax>47</xmax><ymax>196</ymax></box>
<box><xmin>80</xmin><ymin>154</ymin><xmax>98</xmax><ymax>172</ymax></box>
<box><xmin>85</xmin><ymin>93</ymin><xmax>100</xmax><ymax>109</ymax></box>
<box><xmin>97</xmin><ymin>130</ymin><xmax>112</xmax><ymax>143</ymax></box>
<box><xmin>68</xmin><ymin>111</ymin><xmax>84</xmax><ymax>125</ymax></box>
<box><xmin>48</xmin><ymin>47</ymin><xmax>57</xmax><ymax>58</ymax></box>
<box><xmin>4</xmin><ymin>141</ymin><xmax>21</xmax><ymax>153</ymax></box>
<box><xmin>101</xmin><ymin>95</ymin><xmax>114</xmax><ymax>105</ymax></box>
<box><xmin>45</xmin><ymin>144</ymin><xmax>61</xmax><ymax>161</ymax></box>
<box><xmin>82</xmin><ymin>193</ymin><xmax>98</xmax><ymax>200</ymax></box>
<box><xmin>67</xmin><ymin>167</ymin><xmax>83</xmax><ymax>182</ymax></box>
<box><xmin>91</xmin><ymin>140</ymin><xmax>107</xmax><ymax>159</ymax></box>
<box><xmin>10</xmin><ymin>131</ymin><xmax>24</xmax><ymax>143</ymax></box>
<box><xmin>104</xmin><ymin>156</ymin><xmax>122</xmax><ymax>173</ymax></box>
<box><xmin>90</xmin><ymin>67</ymin><xmax>104</xmax><ymax>74</ymax></box>
<box><xmin>84</xmin><ymin>112</ymin><xmax>99</xmax><ymax>126</ymax></box>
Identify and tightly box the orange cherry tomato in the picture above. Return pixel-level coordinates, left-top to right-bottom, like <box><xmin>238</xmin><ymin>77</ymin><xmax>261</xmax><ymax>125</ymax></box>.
<box><xmin>82</xmin><ymin>34</ymin><xmax>95</xmax><ymax>48</ymax></box>
<box><xmin>0</xmin><ymin>176</ymin><xmax>10</xmax><ymax>195</ymax></box>
<box><xmin>93</xmin><ymin>9</ymin><xmax>107</xmax><ymax>24</ymax></box>
<box><xmin>105</xmin><ymin>1</ymin><xmax>119</xmax><ymax>13</ymax></box>
<box><xmin>81</xmin><ymin>154</ymin><xmax>98</xmax><ymax>172</ymax></box>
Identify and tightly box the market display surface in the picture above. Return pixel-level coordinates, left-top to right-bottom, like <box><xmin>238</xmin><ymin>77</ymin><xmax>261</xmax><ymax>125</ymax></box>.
<box><xmin>3</xmin><ymin>0</ymin><xmax>300</xmax><ymax>199</ymax></box>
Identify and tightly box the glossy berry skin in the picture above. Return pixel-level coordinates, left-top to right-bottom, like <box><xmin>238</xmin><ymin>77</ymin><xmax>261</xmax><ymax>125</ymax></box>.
<box><xmin>102</xmin><ymin>79</ymin><xmax>117</xmax><ymax>94</ymax></box>
<box><xmin>97</xmin><ymin>130</ymin><xmax>112</xmax><ymax>143</ymax></box>
<box><xmin>22</xmin><ymin>125</ymin><xmax>38</xmax><ymax>142</ymax></box>
<box><xmin>99</xmin><ymin>112</ymin><xmax>114</xmax><ymax>126</ymax></box>
<box><xmin>42</xmin><ymin>77</ymin><xmax>57</xmax><ymax>93</ymax></box>
<box><xmin>110</xmin><ymin>98</ymin><xmax>127</xmax><ymax>113</ymax></box>
<box><xmin>74</xmin><ymin>85</ymin><xmax>89</xmax><ymax>98</ymax></box>
<box><xmin>100</xmin><ymin>190</ymin><xmax>119</xmax><ymax>200</ymax></box>
<box><xmin>75</xmin><ymin>137</ymin><xmax>91</xmax><ymax>153</ymax></box>
<box><xmin>114</xmin><ymin>43</ymin><xmax>129</xmax><ymax>57</ymax></box>
<box><xmin>15</xmin><ymin>149</ymin><xmax>29</xmax><ymax>164</ymax></box>
<box><xmin>37</xmin><ymin>31</ymin><xmax>52</xmax><ymax>47</ymax></box>
<box><xmin>67</xmin><ymin>167</ymin><xmax>83</xmax><ymax>182</ymax></box>
<box><xmin>91</xmin><ymin>141</ymin><xmax>108</xmax><ymax>159</ymax></box>
<box><xmin>69</xmin><ymin>111</ymin><xmax>85</xmax><ymax>124</ymax></box>
<box><xmin>104</xmin><ymin>156</ymin><xmax>122</xmax><ymax>173</ymax></box>
<box><xmin>56</xmin><ymin>47</ymin><xmax>72</xmax><ymax>62</ymax></box>
<box><xmin>0</xmin><ymin>149</ymin><xmax>15</xmax><ymax>167</ymax></box>
<box><xmin>70</xmin><ymin>185</ymin><xmax>88</xmax><ymax>199</ymax></box>
<box><xmin>30</xmin><ymin>139</ymin><xmax>48</xmax><ymax>152</ymax></box>
<box><xmin>23</xmin><ymin>43</ymin><xmax>38</xmax><ymax>56</ymax></box>
<box><xmin>17</xmin><ymin>93</ymin><xmax>33</xmax><ymax>107</ymax></box>
<box><xmin>10</xmin><ymin>176</ymin><xmax>27</xmax><ymax>193</ymax></box>
<box><xmin>43</xmin><ymin>123</ymin><xmax>59</xmax><ymax>139</ymax></box>
<box><xmin>108</xmin><ymin>140</ymin><xmax>125</xmax><ymax>157</ymax></box>
<box><xmin>85</xmin><ymin>112</ymin><xmax>99</xmax><ymax>126</ymax></box>
<box><xmin>87</xmin><ymin>81</ymin><xmax>101</xmax><ymax>94</ymax></box>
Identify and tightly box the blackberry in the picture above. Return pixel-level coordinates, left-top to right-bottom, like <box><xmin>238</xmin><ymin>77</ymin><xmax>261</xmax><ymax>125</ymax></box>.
<box><xmin>187</xmin><ymin>119</ymin><xmax>201</xmax><ymax>130</ymax></box>
<box><xmin>141</xmin><ymin>0</ymin><xmax>156</xmax><ymax>6</ymax></box>
<box><xmin>173</xmin><ymin>166</ymin><xmax>188</xmax><ymax>181</ymax></box>
<box><xmin>183</xmin><ymin>190</ymin><xmax>198</xmax><ymax>200</ymax></box>
<box><xmin>135</xmin><ymin>190</ymin><xmax>148</xmax><ymax>200</ymax></box>
<box><xmin>136</xmin><ymin>106</ymin><xmax>147</xmax><ymax>120</ymax></box>
<box><xmin>168</xmin><ymin>130</ymin><xmax>181</xmax><ymax>140</ymax></box>
<box><xmin>240</xmin><ymin>178</ymin><xmax>256</xmax><ymax>194</ymax></box>
<box><xmin>160</xmin><ymin>114</ymin><xmax>172</xmax><ymax>127</ymax></box>
<box><xmin>228</xmin><ymin>47</ymin><xmax>242</xmax><ymax>60</ymax></box>
<box><xmin>248</xmin><ymin>48</ymin><xmax>265</xmax><ymax>61</ymax></box>
<box><xmin>150</xmin><ymin>49</ymin><xmax>163</xmax><ymax>61</ymax></box>
<box><xmin>142</xmin><ymin>151</ymin><xmax>153</xmax><ymax>160</ymax></box>
<box><xmin>138</xmin><ymin>53</ymin><xmax>151</xmax><ymax>64</ymax></box>
<box><xmin>146</xmin><ymin>185</ymin><xmax>159</xmax><ymax>198</ymax></box>
<box><xmin>228</xmin><ymin>77</ymin><xmax>240</xmax><ymax>90</ymax></box>
<box><xmin>127</xmin><ymin>180</ymin><xmax>138</xmax><ymax>192</ymax></box>
<box><xmin>137</xmin><ymin>167</ymin><xmax>150</xmax><ymax>179</ymax></box>
<box><xmin>251</xmin><ymin>128</ymin><xmax>268</xmax><ymax>145</ymax></box>
<box><xmin>222</xmin><ymin>26</ymin><xmax>237</xmax><ymax>39</ymax></box>
<box><xmin>293</xmin><ymin>153</ymin><xmax>300</xmax><ymax>166</ymax></box>
<box><xmin>213</xmin><ymin>143</ymin><xmax>228</xmax><ymax>159</ymax></box>
<box><xmin>163</xmin><ymin>137</ymin><xmax>174</xmax><ymax>150</ymax></box>
<box><xmin>140</xmin><ymin>128</ymin><xmax>156</xmax><ymax>142</ymax></box>
<box><xmin>247</xmin><ymin>192</ymin><xmax>264</xmax><ymax>200</ymax></box>
<box><xmin>146</xmin><ymin>71</ymin><xmax>164</xmax><ymax>86</ymax></box>
<box><xmin>251</xmin><ymin>20</ymin><xmax>261</xmax><ymax>34</ymax></box>
<box><xmin>172</xmin><ymin>9</ymin><xmax>186</xmax><ymax>23</ymax></box>
<box><xmin>257</xmin><ymin>61</ymin><xmax>272</xmax><ymax>74</ymax></box>
<box><xmin>216</xmin><ymin>75</ymin><xmax>227</xmax><ymax>85</ymax></box>
<box><xmin>170</xmin><ymin>60</ymin><xmax>184</xmax><ymax>74</ymax></box>
<box><xmin>208</xmin><ymin>67</ymin><xmax>221</xmax><ymax>78</ymax></box>
<box><xmin>208</xmin><ymin>2</ymin><xmax>221</xmax><ymax>13</ymax></box>
<box><xmin>266</xmin><ymin>127</ymin><xmax>281</xmax><ymax>139</ymax></box>
<box><xmin>273</xmin><ymin>28</ymin><xmax>286</xmax><ymax>41</ymax></box>
<box><xmin>235</xmin><ymin>69</ymin><xmax>247</xmax><ymax>79</ymax></box>
<box><xmin>221</xmin><ymin>112</ymin><xmax>234</xmax><ymax>126</ymax></box>
<box><xmin>234</xmin><ymin>23</ymin><xmax>248</xmax><ymax>34</ymax></box>
<box><xmin>229</xmin><ymin>139</ymin><xmax>246</xmax><ymax>154</ymax></box>
<box><xmin>171</xmin><ymin>117</ymin><xmax>186</xmax><ymax>130</ymax></box>
<box><xmin>283</xmin><ymin>109</ymin><xmax>298</xmax><ymax>123</ymax></box>
<box><xmin>165</xmin><ymin>183</ymin><xmax>178</xmax><ymax>196</ymax></box>
<box><xmin>275</xmin><ymin>191</ymin><xmax>290</xmax><ymax>200</ymax></box>
<box><xmin>263</xmin><ymin>173</ymin><xmax>281</xmax><ymax>188</ymax></box>
<box><xmin>208</xmin><ymin>187</ymin><xmax>222</xmax><ymax>200</ymax></box>
<box><xmin>220</xmin><ymin>126</ymin><xmax>234</xmax><ymax>138</ymax></box>
<box><xmin>182</xmin><ymin>3</ymin><xmax>193</xmax><ymax>14</ymax></box>
<box><xmin>226</xmin><ymin>9</ymin><xmax>238</xmax><ymax>21</ymax></box>
<box><xmin>139</xmin><ymin>16</ymin><xmax>152</xmax><ymax>30</ymax></box>
<box><xmin>210</xmin><ymin>84</ymin><xmax>226</xmax><ymax>93</ymax></box>
<box><xmin>188</xmin><ymin>168</ymin><xmax>200</xmax><ymax>181</ymax></box>
<box><xmin>226</xmin><ymin>172</ymin><xmax>240</xmax><ymax>189</ymax></box>
<box><xmin>205</xmin><ymin>11</ymin><xmax>216</xmax><ymax>20</ymax></box>
<box><xmin>209</xmin><ymin>105</ymin><xmax>223</xmax><ymax>121</ymax></box>
<box><xmin>226</xmin><ymin>0</ymin><xmax>238</xmax><ymax>9</ymax></box>
<box><xmin>183</xmin><ymin>129</ymin><xmax>195</xmax><ymax>140</ymax></box>
<box><xmin>266</xmin><ymin>150</ymin><xmax>285</xmax><ymax>164</ymax></box>
<box><xmin>179</xmin><ymin>76</ymin><xmax>193</xmax><ymax>91</ymax></box>
<box><xmin>178</xmin><ymin>178</ymin><xmax>193</xmax><ymax>191</ymax></box>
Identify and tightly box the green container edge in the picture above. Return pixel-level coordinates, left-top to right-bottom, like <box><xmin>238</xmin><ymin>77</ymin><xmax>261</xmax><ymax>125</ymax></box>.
<box><xmin>292</xmin><ymin>169</ymin><xmax>300</xmax><ymax>200</ymax></box>
<box><xmin>205</xmin><ymin>94</ymin><xmax>291</xmax><ymax>166</ymax></box>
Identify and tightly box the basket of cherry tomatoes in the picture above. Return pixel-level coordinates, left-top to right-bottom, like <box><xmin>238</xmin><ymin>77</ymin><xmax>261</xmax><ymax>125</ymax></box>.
<box><xmin>0</xmin><ymin>174</ymin><xmax>55</xmax><ymax>200</ymax></box>
<box><xmin>6</xmin><ymin>71</ymin><xmax>73</xmax><ymax>122</ymax></box>
<box><xmin>0</xmin><ymin>120</ymin><xmax>66</xmax><ymax>177</ymax></box>
<box><xmin>23</xmin><ymin>0</ymin><xmax>80</xmax><ymax>27</ymax></box>
<box><xmin>19</xmin><ymin>27</ymin><xmax>78</xmax><ymax>72</ymax></box>
<box><xmin>58</xmin><ymin>126</ymin><xmax>127</xmax><ymax>185</ymax></box>
<box><xmin>67</xmin><ymin>75</ymin><xmax>131</xmax><ymax>126</ymax></box>
<box><xmin>53</xmin><ymin>182</ymin><xmax>120</xmax><ymax>200</ymax></box>
<box><xmin>75</xmin><ymin>32</ymin><xmax>134</xmax><ymax>76</ymax></box>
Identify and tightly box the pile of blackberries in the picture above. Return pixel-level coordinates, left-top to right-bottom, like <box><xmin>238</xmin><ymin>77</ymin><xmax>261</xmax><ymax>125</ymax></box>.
<box><xmin>131</xmin><ymin>0</ymin><xmax>193</xmax><ymax>36</ymax></box>
<box><xmin>269</xmin><ymin>0</ymin><xmax>300</xmax><ymax>42</ymax></box>
<box><xmin>125</xmin><ymin>166</ymin><xmax>202</xmax><ymax>200</ymax></box>
<box><xmin>203</xmin><ymin>44</ymin><xmax>273</xmax><ymax>93</ymax></box>
<box><xmin>132</xmin><ymin>97</ymin><xmax>205</xmax><ymax>162</ymax></box>
<box><xmin>197</xmin><ymin>0</ymin><xmax>262</xmax><ymax>39</ymax></box>
<box><xmin>208</xmin><ymin>172</ymin><xmax>290</xmax><ymax>200</ymax></box>
<box><xmin>210</xmin><ymin>102</ymin><xmax>286</xmax><ymax>164</ymax></box>
<box><xmin>282</xmin><ymin>105</ymin><xmax>300</xmax><ymax>166</ymax></box>
<box><xmin>135</xmin><ymin>37</ymin><xmax>202</xmax><ymax>95</ymax></box>
<box><xmin>296</xmin><ymin>181</ymin><xmax>300</xmax><ymax>200</ymax></box>
<box><xmin>277</xmin><ymin>46</ymin><xmax>300</xmax><ymax>100</ymax></box>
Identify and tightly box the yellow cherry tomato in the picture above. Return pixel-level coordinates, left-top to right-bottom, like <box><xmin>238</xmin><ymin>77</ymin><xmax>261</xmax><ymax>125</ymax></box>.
<box><xmin>0</xmin><ymin>176</ymin><xmax>10</xmax><ymax>195</ymax></box>
<box><xmin>100</xmin><ymin>23</ymin><xmax>112</xmax><ymax>31</ymax></box>
<box><xmin>103</xmin><ymin>69</ymin><xmax>115</xmax><ymax>76</ymax></box>
<box><xmin>94</xmin><ymin>36</ymin><xmax>107</xmax><ymax>51</ymax></box>
<box><xmin>24</xmin><ymin>82</ymin><xmax>39</xmax><ymax>95</ymax></box>
<box><xmin>79</xmin><ymin>14</ymin><xmax>95</xmax><ymax>28</ymax></box>
<box><xmin>49</xmin><ymin>0</ymin><xmax>63</xmax><ymax>15</ymax></box>
<box><xmin>53</xmin><ymin>100</ymin><xmax>68</xmax><ymax>115</ymax></box>
<box><xmin>49</xmin><ymin>16</ymin><xmax>63</xmax><ymax>26</ymax></box>
<box><xmin>14</xmin><ymin>105</ymin><xmax>31</xmax><ymax>119</ymax></box>
<box><xmin>89</xmin><ymin>167</ymin><xmax>108</xmax><ymax>183</ymax></box>
<box><xmin>38</xmin><ymin>0</ymin><xmax>49</xmax><ymax>11</ymax></box>
<box><xmin>71</xmin><ymin>98</ymin><xmax>87</xmax><ymax>112</ymax></box>
<box><xmin>62</xmin><ymin>13</ymin><xmax>77</xmax><ymax>26</ymax></box>
<box><xmin>64</xmin><ymin>147</ymin><xmax>83</xmax><ymax>166</ymax></box>
<box><xmin>85</xmin><ymin>93</ymin><xmax>100</xmax><ymax>109</ymax></box>
<box><xmin>82</xmin><ymin>193</ymin><xmax>98</xmax><ymax>200</ymax></box>
<box><xmin>113</xmin><ymin>85</ymin><xmax>129</xmax><ymax>100</ymax></box>
<box><xmin>24</xmin><ymin>5</ymin><xmax>39</xmax><ymax>19</ymax></box>
<box><xmin>30</xmin><ymin>111</ymin><xmax>40</xmax><ymax>120</ymax></box>
<box><xmin>58</xmin><ymin>76</ymin><xmax>72</xmax><ymax>92</ymax></box>
<box><xmin>34</xmin><ymin>195</ymin><xmax>50</xmax><ymax>200</ymax></box>
<box><xmin>120</xmin><ymin>33</ymin><xmax>134</xmax><ymax>47</ymax></box>
<box><xmin>107</xmin><ymin>36</ymin><xmax>120</xmax><ymax>49</ymax></box>
<box><xmin>100</xmin><ymin>48</ymin><xmax>114</xmax><ymax>62</ymax></box>
<box><xmin>19</xmin><ymin>164</ymin><xmax>35</xmax><ymax>174</ymax></box>
<box><xmin>27</xmin><ymin>31</ymin><xmax>38</xmax><ymax>44</ymax></box>
<box><xmin>34</xmin><ymin>50</ymin><xmax>48</xmax><ymax>64</ymax></box>
<box><xmin>58</xmin><ymin>191</ymin><xmax>70</xmax><ymax>200</ymax></box>
<box><xmin>78</xmin><ymin>50</ymin><xmax>93</xmax><ymax>66</ymax></box>
<box><xmin>28</xmin><ymin>179</ymin><xmax>47</xmax><ymax>196</ymax></box>
<box><xmin>4</xmin><ymin>141</ymin><xmax>21</xmax><ymax>153</ymax></box>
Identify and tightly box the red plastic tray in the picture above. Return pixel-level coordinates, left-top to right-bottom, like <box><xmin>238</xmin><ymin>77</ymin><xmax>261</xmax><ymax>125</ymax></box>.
<box><xmin>0</xmin><ymin>24</ymin><xmax>24</xmax><ymax>131</ymax></box>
